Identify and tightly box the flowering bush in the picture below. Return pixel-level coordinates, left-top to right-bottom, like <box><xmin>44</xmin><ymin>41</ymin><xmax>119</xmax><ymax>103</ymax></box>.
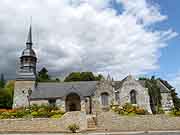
<box><xmin>111</xmin><ymin>103</ymin><xmax>148</xmax><ymax>115</ymax></box>
<box><xmin>0</xmin><ymin>104</ymin><xmax>65</xmax><ymax>119</ymax></box>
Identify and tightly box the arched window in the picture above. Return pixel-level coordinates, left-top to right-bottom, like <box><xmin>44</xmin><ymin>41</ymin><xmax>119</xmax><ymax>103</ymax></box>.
<box><xmin>115</xmin><ymin>91</ymin><xmax>120</xmax><ymax>102</ymax></box>
<box><xmin>130</xmin><ymin>90</ymin><xmax>137</xmax><ymax>104</ymax></box>
<box><xmin>101</xmin><ymin>92</ymin><xmax>109</xmax><ymax>106</ymax></box>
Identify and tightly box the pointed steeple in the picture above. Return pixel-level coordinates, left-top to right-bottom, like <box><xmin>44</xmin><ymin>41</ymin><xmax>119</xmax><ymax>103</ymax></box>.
<box><xmin>107</xmin><ymin>73</ymin><xmax>111</xmax><ymax>81</ymax></box>
<box><xmin>26</xmin><ymin>25</ymin><xmax>33</xmax><ymax>48</ymax></box>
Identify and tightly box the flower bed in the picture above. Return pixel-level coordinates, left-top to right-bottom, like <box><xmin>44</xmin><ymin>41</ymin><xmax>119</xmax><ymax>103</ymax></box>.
<box><xmin>111</xmin><ymin>103</ymin><xmax>149</xmax><ymax>116</ymax></box>
<box><xmin>0</xmin><ymin>104</ymin><xmax>65</xmax><ymax>119</ymax></box>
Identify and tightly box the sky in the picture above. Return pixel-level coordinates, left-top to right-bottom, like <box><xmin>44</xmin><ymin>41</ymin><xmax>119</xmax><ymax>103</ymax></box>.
<box><xmin>0</xmin><ymin>0</ymin><xmax>180</xmax><ymax>95</ymax></box>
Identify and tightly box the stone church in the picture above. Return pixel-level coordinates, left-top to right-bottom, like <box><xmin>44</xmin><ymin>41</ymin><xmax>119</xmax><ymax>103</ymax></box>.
<box><xmin>13</xmin><ymin>26</ymin><xmax>174</xmax><ymax>114</ymax></box>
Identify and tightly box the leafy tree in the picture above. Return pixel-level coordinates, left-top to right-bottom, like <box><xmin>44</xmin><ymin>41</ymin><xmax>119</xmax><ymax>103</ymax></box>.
<box><xmin>170</xmin><ymin>88</ymin><xmax>180</xmax><ymax>110</ymax></box>
<box><xmin>80</xmin><ymin>72</ymin><xmax>95</xmax><ymax>81</ymax></box>
<box><xmin>64</xmin><ymin>72</ymin><xmax>81</xmax><ymax>82</ymax></box>
<box><xmin>64</xmin><ymin>72</ymin><xmax>104</xmax><ymax>82</ymax></box>
<box><xmin>0</xmin><ymin>73</ymin><xmax>5</xmax><ymax>88</ymax></box>
<box><xmin>0</xmin><ymin>81</ymin><xmax>14</xmax><ymax>109</ymax></box>
<box><xmin>37</xmin><ymin>67</ymin><xmax>50</xmax><ymax>82</ymax></box>
<box><xmin>139</xmin><ymin>76</ymin><xmax>162</xmax><ymax>114</ymax></box>
<box><xmin>0</xmin><ymin>90</ymin><xmax>12</xmax><ymax>108</ymax></box>
<box><xmin>95</xmin><ymin>74</ymin><xmax>104</xmax><ymax>81</ymax></box>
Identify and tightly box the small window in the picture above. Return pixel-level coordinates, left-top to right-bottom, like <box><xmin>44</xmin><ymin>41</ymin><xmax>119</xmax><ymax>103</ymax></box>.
<box><xmin>101</xmin><ymin>93</ymin><xmax>109</xmax><ymax>106</ymax></box>
<box><xmin>25</xmin><ymin>58</ymin><xmax>28</xmax><ymax>62</ymax></box>
<box><xmin>130</xmin><ymin>90</ymin><xmax>137</xmax><ymax>104</ymax></box>
<box><xmin>48</xmin><ymin>99</ymin><xmax>56</xmax><ymax>107</ymax></box>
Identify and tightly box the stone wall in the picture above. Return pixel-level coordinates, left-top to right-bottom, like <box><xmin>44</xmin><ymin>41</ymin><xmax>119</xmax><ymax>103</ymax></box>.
<box><xmin>161</xmin><ymin>92</ymin><xmax>174</xmax><ymax>112</ymax></box>
<box><xmin>13</xmin><ymin>80</ymin><xmax>35</xmax><ymax>109</ymax></box>
<box><xmin>97</xmin><ymin>111</ymin><xmax>180</xmax><ymax>131</ymax></box>
<box><xmin>0</xmin><ymin>111</ymin><xmax>87</xmax><ymax>133</ymax></box>
<box><xmin>0</xmin><ymin>111</ymin><xmax>180</xmax><ymax>132</ymax></box>
<box><xmin>92</xmin><ymin>80</ymin><xmax>114</xmax><ymax>113</ymax></box>
<box><xmin>117</xmin><ymin>76</ymin><xmax>152</xmax><ymax>113</ymax></box>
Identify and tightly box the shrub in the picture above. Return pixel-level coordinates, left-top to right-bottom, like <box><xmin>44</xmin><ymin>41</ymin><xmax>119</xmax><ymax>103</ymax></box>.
<box><xmin>157</xmin><ymin>107</ymin><xmax>165</xmax><ymax>114</ymax></box>
<box><xmin>0</xmin><ymin>112</ymin><xmax>11</xmax><ymax>119</ymax></box>
<box><xmin>169</xmin><ymin>108</ymin><xmax>180</xmax><ymax>116</ymax></box>
<box><xmin>111</xmin><ymin>103</ymin><xmax>148</xmax><ymax>115</ymax></box>
<box><xmin>15</xmin><ymin>111</ymin><xmax>26</xmax><ymax>118</ymax></box>
<box><xmin>0</xmin><ymin>104</ymin><xmax>65</xmax><ymax>119</ymax></box>
<box><xmin>68</xmin><ymin>123</ymin><xmax>79</xmax><ymax>133</ymax></box>
<box><xmin>50</xmin><ymin>114</ymin><xmax>62</xmax><ymax>119</ymax></box>
<box><xmin>31</xmin><ymin>111</ymin><xmax>39</xmax><ymax>118</ymax></box>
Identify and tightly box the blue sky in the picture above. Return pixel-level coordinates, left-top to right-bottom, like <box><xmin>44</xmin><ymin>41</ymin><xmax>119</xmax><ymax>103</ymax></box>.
<box><xmin>149</xmin><ymin>0</ymin><xmax>180</xmax><ymax>78</ymax></box>
<box><xmin>112</xmin><ymin>0</ymin><xmax>180</xmax><ymax>80</ymax></box>
<box><xmin>144</xmin><ymin>0</ymin><xmax>180</xmax><ymax>95</ymax></box>
<box><xmin>111</xmin><ymin>0</ymin><xmax>180</xmax><ymax>94</ymax></box>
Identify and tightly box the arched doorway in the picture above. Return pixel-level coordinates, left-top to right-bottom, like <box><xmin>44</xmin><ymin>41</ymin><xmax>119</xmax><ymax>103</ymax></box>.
<box><xmin>65</xmin><ymin>93</ymin><xmax>81</xmax><ymax>112</ymax></box>
<box><xmin>130</xmin><ymin>90</ymin><xmax>137</xmax><ymax>104</ymax></box>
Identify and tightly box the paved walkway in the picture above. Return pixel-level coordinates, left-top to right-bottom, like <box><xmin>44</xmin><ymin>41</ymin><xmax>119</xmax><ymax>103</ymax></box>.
<box><xmin>1</xmin><ymin>131</ymin><xmax>180</xmax><ymax>135</ymax></box>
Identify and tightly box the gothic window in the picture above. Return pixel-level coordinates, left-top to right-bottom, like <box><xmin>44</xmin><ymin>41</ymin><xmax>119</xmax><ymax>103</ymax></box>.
<box><xmin>130</xmin><ymin>90</ymin><xmax>137</xmax><ymax>104</ymax></box>
<box><xmin>115</xmin><ymin>91</ymin><xmax>120</xmax><ymax>102</ymax></box>
<box><xmin>101</xmin><ymin>92</ymin><xmax>109</xmax><ymax>106</ymax></box>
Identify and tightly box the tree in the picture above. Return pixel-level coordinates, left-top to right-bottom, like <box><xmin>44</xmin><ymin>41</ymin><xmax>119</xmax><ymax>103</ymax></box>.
<box><xmin>170</xmin><ymin>88</ymin><xmax>180</xmax><ymax>110</ymax></box>
<box><xmin>64</xmin><ymin>72</ymin><xmax>104</xmax><ymax>82</ymax></box>
<box><xmin>95</xmin><ymin>74</ymin><xmax>104</xmax><ymax>81</ymax></box>
<box><xmin>64</xmin><ymin>72</ymin><xmax>81</xmax><ymax>82</ymax></box>
<box><xmin>0</xmin><ymin>90</ymin><xmax>12</xmax><ymax>108</ymax></box>
<box><xmin>80</xmin><ymin>72</ymin><xmax>95</xmax><ymax>81</ymax></box>
<box><xmin>37</xmin><ymin>67</ymin><xmax>50</xmax><ymax>82</ymax></box>
<box><xmin>0</xmin><ymin>73</ymin><xmax>5</xmax><ymax>88</ymax></box>
<box><xmin>0</xmin><ymin>80</ymin><xmax>14</xmax><ymax>109</ymax></box>
<box><xmin>139</xmin><ymin>76</ymin><xmax>162</xmax><ymax>114</ymax></box>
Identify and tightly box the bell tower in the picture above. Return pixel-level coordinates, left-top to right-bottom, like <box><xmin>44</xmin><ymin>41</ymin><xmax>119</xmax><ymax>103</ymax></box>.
<box><xmin>13</xmin><ymin>25</ymin><xmax>37</xmax><ymax>108</ymax></box>
<box><xmin>17</xmin><ymin>25</ymin><xmax>37</xmax><ymax>80</ymax></box>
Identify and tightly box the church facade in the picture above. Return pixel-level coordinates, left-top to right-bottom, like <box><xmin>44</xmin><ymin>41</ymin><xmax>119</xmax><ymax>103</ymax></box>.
<box><xmin>13</xmin><ymin>26</ymin><xmax>174</xmax><ymax>114</ymax></box>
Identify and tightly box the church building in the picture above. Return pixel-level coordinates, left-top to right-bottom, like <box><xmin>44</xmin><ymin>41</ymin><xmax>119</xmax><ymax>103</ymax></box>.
<box><xmin>13</xmin><ymin>26</ymin><xmax>174</xmax><ymax>114</ymax></box>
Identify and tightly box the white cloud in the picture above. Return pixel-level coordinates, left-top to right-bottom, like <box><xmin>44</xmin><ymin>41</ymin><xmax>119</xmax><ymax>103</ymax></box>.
<box><xmin>170</xmin><ymin>73</ymin><xmax>180</xmax><ymax>97</ymax></box>
<box><xmin>117</xmin><ymin>0</ymin><xmax>167</xmax><ymax>25</ymax></box>
<box><xmin>0</xmin><ymin>0</ymin><xmax>178</xmax><ymax>79</ymax></box>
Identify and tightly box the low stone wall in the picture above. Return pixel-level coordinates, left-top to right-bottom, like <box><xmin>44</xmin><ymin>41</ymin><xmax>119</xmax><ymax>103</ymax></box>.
<box><xmin>0</xmin><ymin>111</ymin><xmax>87</xmax><ymax>133</ymax></box>
<box><xmin>1</xmin><ymin>111</ymin><xmax>180</xmax><ymax>133</ymax></box>
<box><xmin>97</xmin><ymin>111</ymin><xmax>180</xmax><ymax>131</ymax></box>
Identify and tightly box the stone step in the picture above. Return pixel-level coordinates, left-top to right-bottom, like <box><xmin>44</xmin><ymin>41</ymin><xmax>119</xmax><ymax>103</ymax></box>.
<box><xmin>87</xmin><ymin>117</ymin><xmax>96</xmax><ymax>129</ymax></box>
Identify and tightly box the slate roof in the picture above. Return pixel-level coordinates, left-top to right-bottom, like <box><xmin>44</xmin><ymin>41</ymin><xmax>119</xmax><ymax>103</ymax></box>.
<box><xmin>113</xmin><ymin>78</ymin><xmax>171</xmax><ymax>93</ymax></box>
<box><xmin>138</xmin><ymin>80</ymin><xmax>170</xmax><ymax>93</ymax></box>
<box><xmin>21</xmin><ymin>48</ymin><xmax>36</xmax><ymax>58</ymax></box>
<box><xmin>31</xmin><ymin>81</ymin><xmax>98</xmax><ymax>100</ymax></box>
<box><xmin>157</xmin><ymin>80</ymin><xmax>170</xmax><ymax>93</ymax></box>
<box><xmin>16</xmin><ymin>72</ymin><xmax>36</xmax><ymax>81</ymax></box>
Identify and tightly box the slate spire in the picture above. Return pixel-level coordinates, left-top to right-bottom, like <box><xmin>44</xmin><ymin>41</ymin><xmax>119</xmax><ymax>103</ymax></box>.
<box><xmin>107</xmin><ymin>73</ymin><xmax>111</xmax><ymax>81</ymax></box>
<box><xmin>26</xmin><ymin>25</ymin><xmax>32</xmax><ymax>49</ymax></box>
